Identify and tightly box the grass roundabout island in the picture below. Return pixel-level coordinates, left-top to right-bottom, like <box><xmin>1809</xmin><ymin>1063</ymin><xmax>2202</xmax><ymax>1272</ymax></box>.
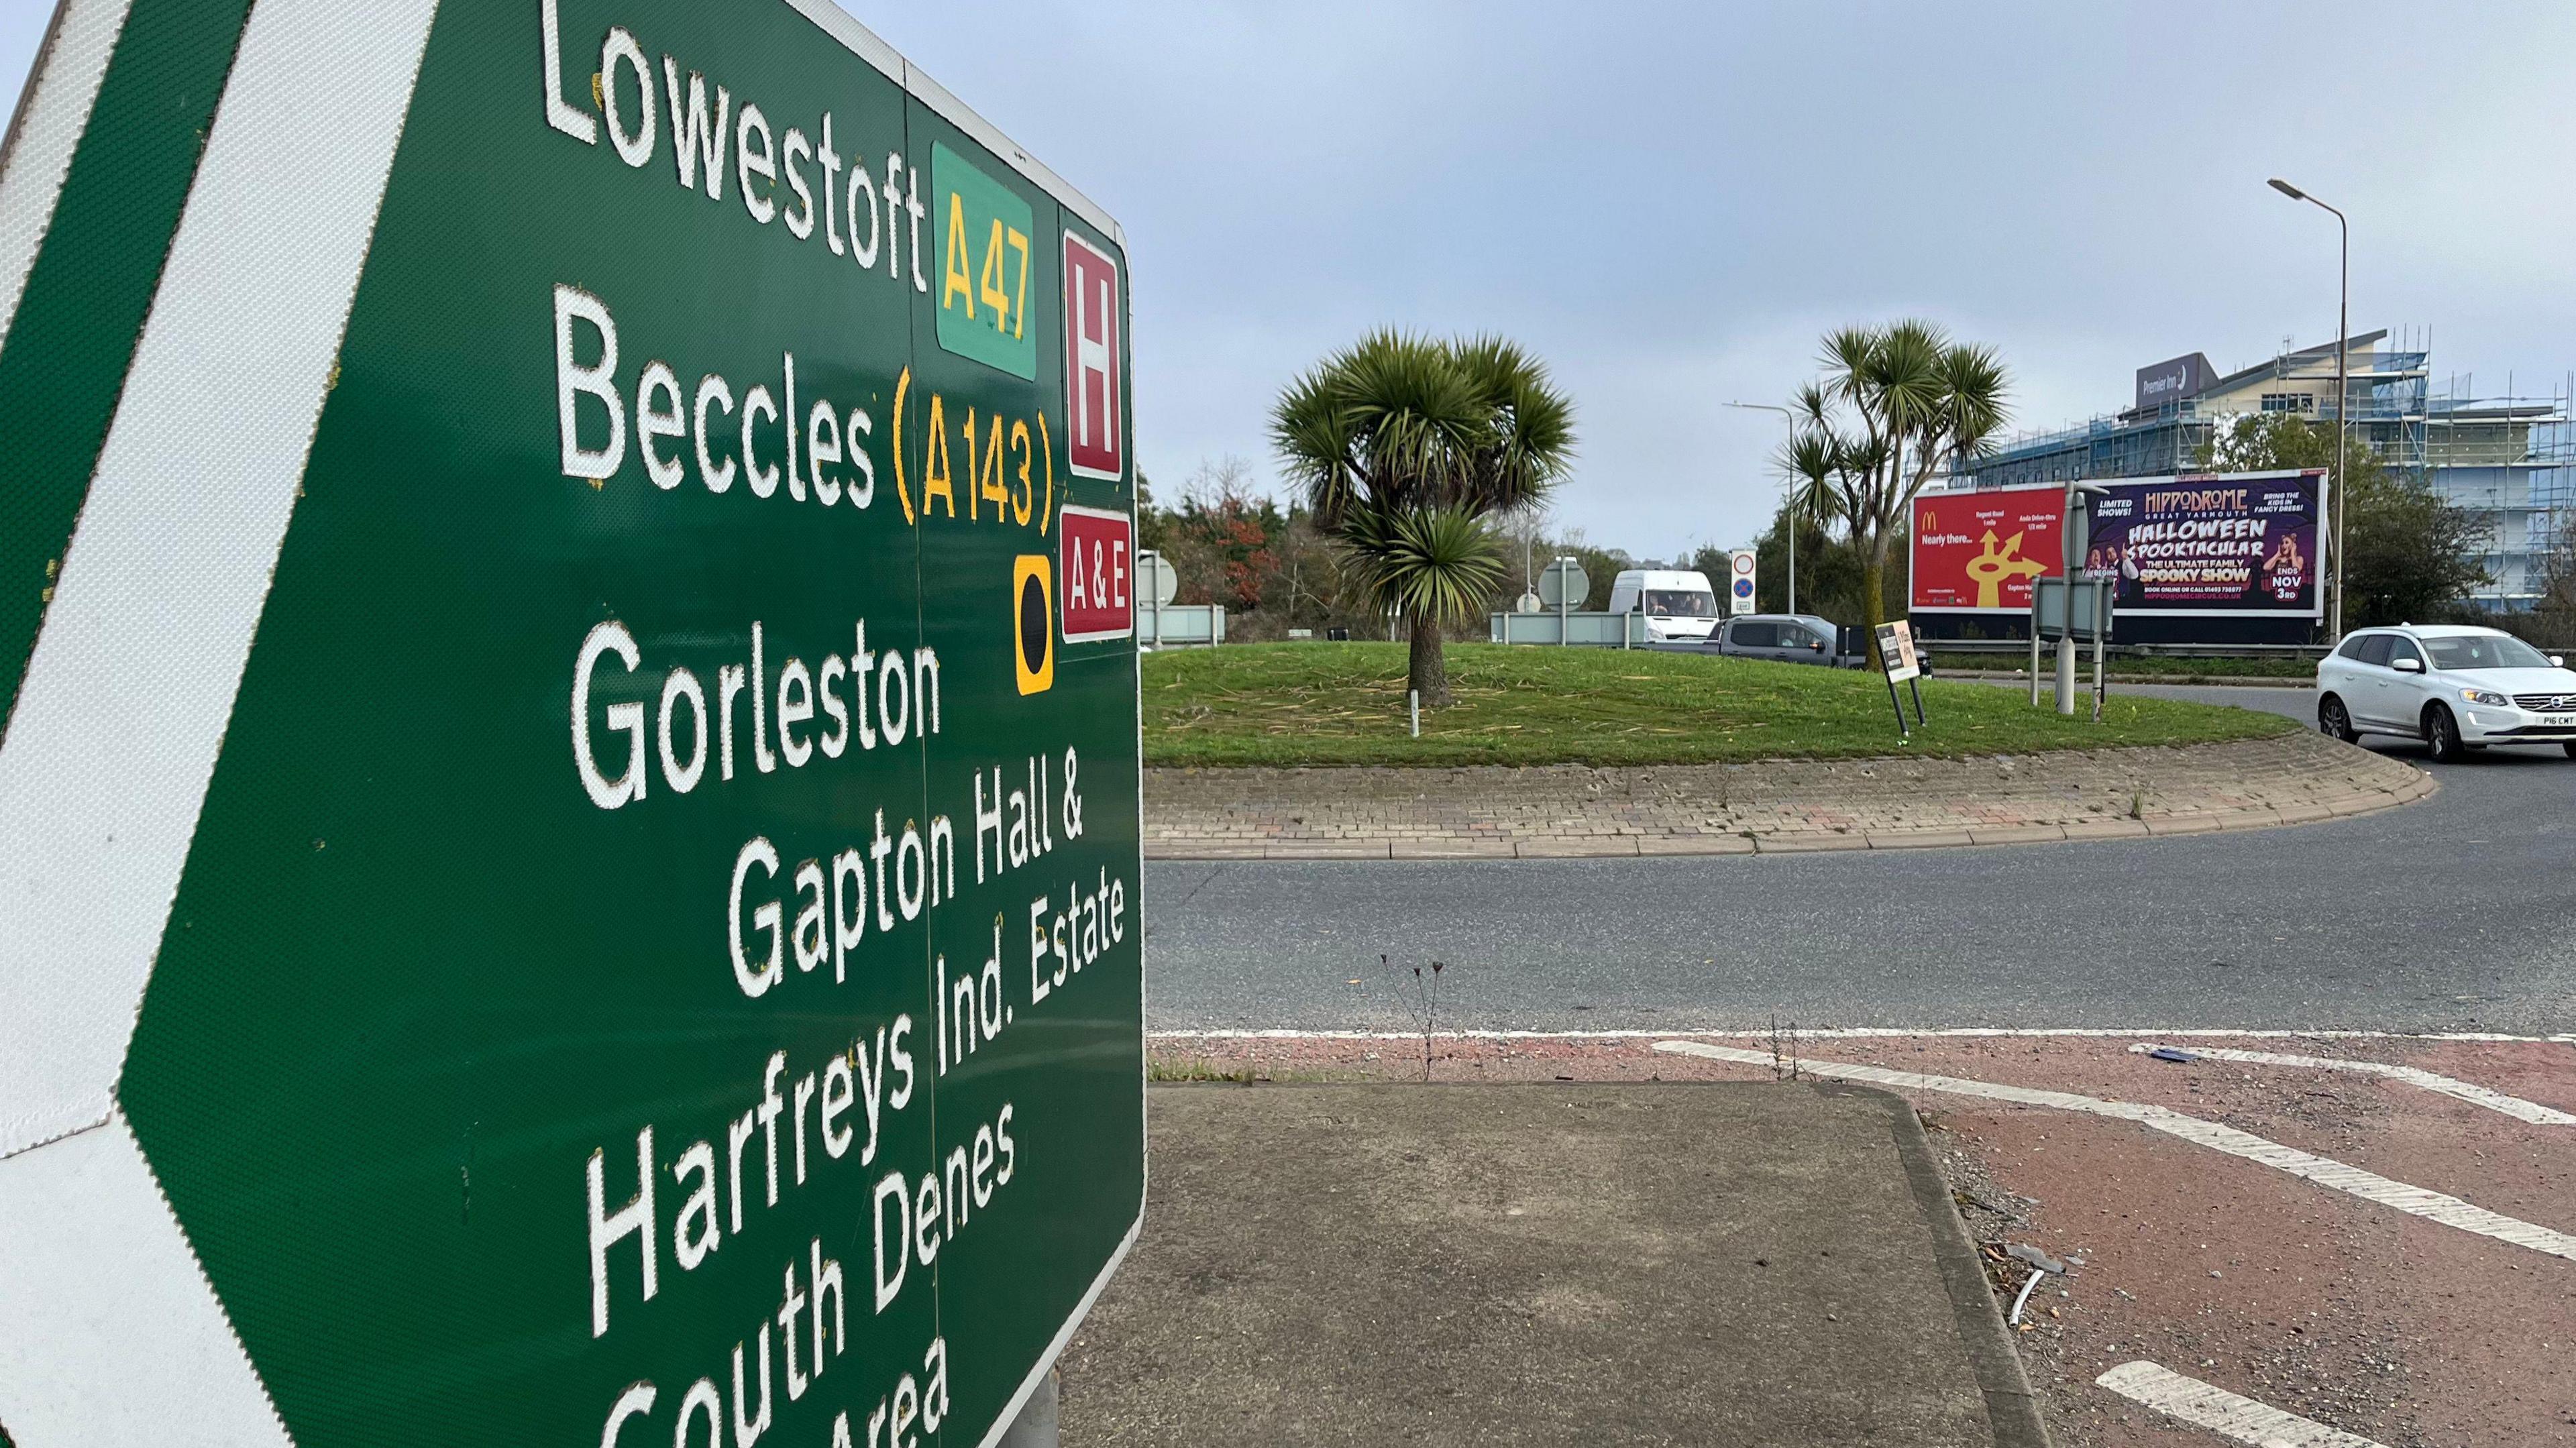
<box><xmin>1143</xmin><ymin>642</ymin><xmax>2298</xmax><ymax>770</ymax></box>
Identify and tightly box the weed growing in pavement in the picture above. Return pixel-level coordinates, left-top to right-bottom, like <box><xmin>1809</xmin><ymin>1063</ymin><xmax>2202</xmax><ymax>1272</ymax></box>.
<box><xmin>1768</xmin><ymin>1015</ymin><xmax>1802</xmax><ymax>1080</ymax></box>
<box><xmin>2129</xmin><ymin>783</ymin><xmax>2147</xmax><ymax>820</ymax></box>
<box><xmin>1373</xmin><ymin>953</ymin><xmax>1447</xmax><ymax>1080</ymax></box>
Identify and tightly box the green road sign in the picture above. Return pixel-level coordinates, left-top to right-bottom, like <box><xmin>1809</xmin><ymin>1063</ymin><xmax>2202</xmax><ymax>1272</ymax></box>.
<box><xmin>0</xmin><ymin>5</ymin><xmax>1142</xmax><ymax>1448</ymax></box>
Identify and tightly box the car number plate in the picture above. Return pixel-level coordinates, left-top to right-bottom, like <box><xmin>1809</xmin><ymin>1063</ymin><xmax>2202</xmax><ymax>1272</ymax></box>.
<box><xmin>2538</xmin><ymin>714</ymin><xmax>2576</xmax><ymax>728</ymax></box>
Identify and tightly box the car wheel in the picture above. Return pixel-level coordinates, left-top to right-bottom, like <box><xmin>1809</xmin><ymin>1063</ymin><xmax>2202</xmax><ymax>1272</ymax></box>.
<box><xmin>2563</xmin><ymin>740</ymin><xmax>2576</xmax><ymax>759</ymax></box>
<box><xmin>2318</xmin><ymin>693</ymin><xmax>2357</xmax><ymax>743</ymax></box>
<box><xmin>2423</xmin><ymin>704</ymin><xmax>2463</xmax><ymax>762</ymax></box>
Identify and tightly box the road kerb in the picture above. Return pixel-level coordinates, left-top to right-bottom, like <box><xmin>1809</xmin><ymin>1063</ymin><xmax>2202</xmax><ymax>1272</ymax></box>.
<box><xmin>1515</xmin><ymin>837</ymin><xmax>1642</xmax><ymax>858</ymax></box>
<box><xmin>2057</xmin><ymin>818</ymin><xmax>2151</xmax><ymax>840</ymax></box>
<box><xmin>1866</xmin><ymin>830</ymin><xmax>1978</xmax><ymax>850</ymax></box>
<box><xmin>1389</xmin><ymin>839</ymin><xmax>1517</xmax><ymax>860</ymax></box>
<box><xmin>1968</xmin><ymin>824</ymin><xmax>2069</xmax><ymax>846</ymax></box>
<box><xmin>1752</xmin><ymin>832</ymin><xmax>1871</xmax><ymax>854</ymax></box>
<box><xmin>1637</xmin><ymin>834</ymin><xmax>1756</xmax><ymax>856</ymax></box>
<box><xmin>2208</xmin><ymin>807</ymin><xmax>2285</xmax><ymax>832</ymax></box>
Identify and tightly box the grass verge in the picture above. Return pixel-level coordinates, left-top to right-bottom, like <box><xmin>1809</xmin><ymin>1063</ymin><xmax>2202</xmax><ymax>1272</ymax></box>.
<box><xmin>1144</xmin><ymin>642</ymin><xmax>2298</xmax><ymax>769</ymax></box>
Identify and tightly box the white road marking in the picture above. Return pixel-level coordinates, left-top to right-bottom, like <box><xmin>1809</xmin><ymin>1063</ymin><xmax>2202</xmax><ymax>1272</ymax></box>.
<box><xmin>2096</xmin><ymin>1360</ymin><xmax>2387</xmax><ymax>1447</ymax></box>
<box><xmin>1650</xmin><ymin>1040</ymin><xmax>2576</xmax><ymax>1262</ymax></box>
<box><xmin>1148</xmin><ymin>1027</ymin><xmax>2567</xmax><ymax>1043</ymax></box>
<box><xmin>2133</xmin><ymin>1042</ymin><xmax>2576</xmax><ymax>1126</ymax></box>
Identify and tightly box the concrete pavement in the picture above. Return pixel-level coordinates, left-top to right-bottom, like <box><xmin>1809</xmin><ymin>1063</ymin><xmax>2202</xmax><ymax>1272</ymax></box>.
<box><xmin>1133</xmin><ymin>1034</ymin><xmax>2576</xmax><ymax>1448</ymax></box>
<box><xmin>1060</xmin><ymin>1082</ymin><xmax>2046</xmax><ymax>1447</ymax></box>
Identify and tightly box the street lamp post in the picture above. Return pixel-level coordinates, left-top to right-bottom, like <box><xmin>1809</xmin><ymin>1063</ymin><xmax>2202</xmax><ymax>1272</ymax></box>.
<box><xmin>1728</xmin><ymin>401</ymin><xmax>1799</xmax><ymax>615</ymax></box>
<box><xmin>2267</xmin><ymin>176</ymin><xmax>2349</xmax><ymax>642</ymax></box>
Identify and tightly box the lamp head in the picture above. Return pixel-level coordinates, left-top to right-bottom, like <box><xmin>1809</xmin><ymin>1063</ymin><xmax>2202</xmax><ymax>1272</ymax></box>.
<box><xmin>2267</xmin><ymin>178</ymin><xmax>2306</xmax><ymax>201</ymax></box>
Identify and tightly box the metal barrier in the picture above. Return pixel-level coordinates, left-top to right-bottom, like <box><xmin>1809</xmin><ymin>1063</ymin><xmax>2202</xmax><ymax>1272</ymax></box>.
<box><xmin>1489</xmin><ymin>611</ymin><xmax>1648</xmax><ymax>647</ymax></box>
<box><xmin>1140</xmin><ymin>604</ymin><xmax>1226</xmax><ymax>647</ymax></box>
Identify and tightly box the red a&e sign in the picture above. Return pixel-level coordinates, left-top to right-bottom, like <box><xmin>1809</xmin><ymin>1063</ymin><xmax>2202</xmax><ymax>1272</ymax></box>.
<box><xmin>1059</xmin><ymin>505</ymin><xmax>1133</xmax><ymax>641</ymax></box>
<box><xmin>1063</xmin><ymin>231</ymin><xmax>1123</xmax><ymax>479</ymax></box>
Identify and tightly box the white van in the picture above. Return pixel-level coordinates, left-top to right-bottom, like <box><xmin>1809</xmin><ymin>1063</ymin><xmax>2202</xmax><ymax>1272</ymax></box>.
<box><xmin>1605</xmin><ymin>569</ymin><xmax>1721</xmax><ymax>643</ymax></box>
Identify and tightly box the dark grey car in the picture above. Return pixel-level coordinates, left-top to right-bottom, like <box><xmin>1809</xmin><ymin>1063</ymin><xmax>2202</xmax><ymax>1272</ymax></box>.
<box><xmin>1713</xmin><ymin>613</ymin><xmax>1853</xmax><ymax>667</ymax></box>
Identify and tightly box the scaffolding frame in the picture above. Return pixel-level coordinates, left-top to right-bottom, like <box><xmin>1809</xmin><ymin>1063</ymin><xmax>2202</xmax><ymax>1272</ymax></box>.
<box><xmin>1947</xmin><ymin>335</ymin><xmax>2571</xmax><ymax>608</ymax></box>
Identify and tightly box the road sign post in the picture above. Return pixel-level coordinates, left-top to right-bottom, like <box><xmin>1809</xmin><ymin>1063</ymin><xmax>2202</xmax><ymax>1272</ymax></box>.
<box><xmin>1135</xmin><ymin>549</ymin><xmax>1177</xmax><ymax>649</ymax></box>
<box><xmin>1729</xmin><ymin>548</ymin><xmax>1757</xmax><ymax>616</ymax></box>
<box><xmin>0</xmin><ymin>5</ymin><xmax>1142</xmax><ymax>1446</ymax></box>
<box><xmin>1539</xmin><ymin>557</ymin><xmax>1587</xmax><ymax>646</ymax></box>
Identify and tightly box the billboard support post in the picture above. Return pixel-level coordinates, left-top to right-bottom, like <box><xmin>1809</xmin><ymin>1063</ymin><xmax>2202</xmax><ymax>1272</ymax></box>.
<box><xmin>2093</xmin><ymin>617</ymin><xmax>2108</xmax><ymax>724</ymax></box>
<box><xmin>2056</xmin><ymin>484</ymin><xmax>2107</xmax><ymax>716</ymax></box>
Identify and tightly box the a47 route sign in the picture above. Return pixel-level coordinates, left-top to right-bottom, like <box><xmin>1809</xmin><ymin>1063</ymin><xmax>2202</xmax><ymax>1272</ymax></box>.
<box><xmin>0</xmin><ymin>3</ymin><xmax>1142</xmax><ymax>1446</ymax></box>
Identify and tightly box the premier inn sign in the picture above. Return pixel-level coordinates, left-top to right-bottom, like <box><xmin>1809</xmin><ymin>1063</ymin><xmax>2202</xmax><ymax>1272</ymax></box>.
<box><xmin>2133</xmin><ymin>351</ymin><xmax>2212</xmax><ymax>412</ymax></box>
<box><xmin>0</xmin><ymin>3</ymin><xmax>1142</xmax><ymax>1446</ymax></box>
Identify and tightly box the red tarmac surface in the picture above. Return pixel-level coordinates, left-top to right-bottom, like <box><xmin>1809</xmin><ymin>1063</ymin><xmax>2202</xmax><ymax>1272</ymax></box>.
<box><xmin>1151</xmin><ymin>1031</ymin><xmax>2576</xmax><ymax>1447</ymax></box>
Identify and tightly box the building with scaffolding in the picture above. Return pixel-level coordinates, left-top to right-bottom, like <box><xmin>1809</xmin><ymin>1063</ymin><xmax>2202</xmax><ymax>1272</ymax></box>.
<box><xmin>1949</xmin><ymin>330</ymin><xmax>2573</xmax><ymax>608</ymax></box>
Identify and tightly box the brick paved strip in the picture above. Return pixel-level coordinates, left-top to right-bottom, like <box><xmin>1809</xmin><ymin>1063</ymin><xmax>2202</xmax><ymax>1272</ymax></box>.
<box><xmin>1146</xmin><ymin>732</ymin><xmax>2433</xmax><ymax>860</ymax></box>
<box><xmin>1263</xmin><ymin>842</ymin><xmax>1391</xmax><ymax>860</ymax></box>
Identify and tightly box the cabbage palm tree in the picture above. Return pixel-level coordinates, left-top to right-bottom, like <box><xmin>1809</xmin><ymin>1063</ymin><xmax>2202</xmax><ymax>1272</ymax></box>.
<box><xmin>1273</xmin><ymin>331</ymin><xmax>1576</xmax><ymax>706</ymax></box>
<box><xmin>1776</xmin><ymin>321</ymin><xmax>2009</xmax><ymax>658</ymax></box>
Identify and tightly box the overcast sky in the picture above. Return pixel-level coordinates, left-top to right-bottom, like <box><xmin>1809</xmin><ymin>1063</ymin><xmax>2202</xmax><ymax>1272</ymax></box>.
<box><xmin>7</xmin><ymin>2</ymin><xmax>2573</xmax><ymax>559</ymax></box>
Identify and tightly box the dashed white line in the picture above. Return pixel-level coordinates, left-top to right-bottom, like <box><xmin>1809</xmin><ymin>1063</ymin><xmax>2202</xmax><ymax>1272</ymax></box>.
<box><xmin>2133</xmin><ymin>1042</ymin><xmax>2576</xmax><ymax>1126</ymax></box>
<box><xmin>1650</xmin><ymin>1040</ymin><xmax>2576</xmax><ymax>1262</ymax></box>
<box><xmin>2095</xmin><ymin>1360</ymin><xmax>2387</xmax><ymax>1447</ymax></box>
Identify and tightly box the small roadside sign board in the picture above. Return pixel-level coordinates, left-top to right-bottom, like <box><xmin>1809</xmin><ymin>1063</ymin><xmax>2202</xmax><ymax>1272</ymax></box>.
<box><xmin>1874</xmin><ymin>620</ymin><xmax>1925</xmax><ymax>734</ymax></box>
<box><xmin>1876</xmin><ymin>620</ymin><xmax>1922</xmax><ymax>683</ymax></box>
<box><xmin>0</xmin><ymin>5</ymin><xmax>1141</xmax><ymax>1448</ymax></box>
<box><xmin>1729</xmin><ymin>548</ymin><xmax>1757</xmax><ymax>615</ymax></box>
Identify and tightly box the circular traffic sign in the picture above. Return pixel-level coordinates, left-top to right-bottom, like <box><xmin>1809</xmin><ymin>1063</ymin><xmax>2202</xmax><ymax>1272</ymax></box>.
<box><xmin>1538</xmin><ymin>559</ymin><xmax>1589</xmax><ymax>608</ymax></box>
<box><xmin>1135</xmin><ymin>550</ymin><xmax>1180</xmax><ymax>607</ymax></box>
<box><xmin>1733</xmin><ymin>553</ymin><xmax>1755</xmax><ymax>576</ymax></box>
<box><xmin>1733</xmin><ymin>577</ymin><xmax>1755</xmax><ymax>599</ymax></box>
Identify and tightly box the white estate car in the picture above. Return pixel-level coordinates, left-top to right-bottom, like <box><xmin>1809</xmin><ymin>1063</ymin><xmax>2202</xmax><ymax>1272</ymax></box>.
<box><xmin>2316</xmin><ymin>624</ymin><xmax>2576</xmax><ymax>761</ymax></box>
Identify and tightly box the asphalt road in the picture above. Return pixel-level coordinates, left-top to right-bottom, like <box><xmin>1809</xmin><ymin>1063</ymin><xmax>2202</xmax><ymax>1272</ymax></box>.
<box><xmin>1140</xmin><ymin>683</ymin><xmax>2576</xmax><ymax>1035</ymax></box>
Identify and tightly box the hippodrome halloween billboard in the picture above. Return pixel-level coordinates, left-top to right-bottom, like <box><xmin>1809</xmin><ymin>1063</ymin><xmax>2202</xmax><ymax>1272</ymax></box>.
<box><xmin>1911</xmin><ymin>471</ymin><xmax>2325</xmax><ymax>618</ymax></box>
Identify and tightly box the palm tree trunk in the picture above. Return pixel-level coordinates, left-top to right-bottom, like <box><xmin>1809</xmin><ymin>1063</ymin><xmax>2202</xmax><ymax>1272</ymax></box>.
<box><xmin>1859</xmin><ymin>531</ymin><xmax>1889</xmax><ymax>668</ymax></box>
<box><xmin>1407</xmin><ymin>614</ymin><xmax>1450</xmax><ymax>708</ymax></box>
